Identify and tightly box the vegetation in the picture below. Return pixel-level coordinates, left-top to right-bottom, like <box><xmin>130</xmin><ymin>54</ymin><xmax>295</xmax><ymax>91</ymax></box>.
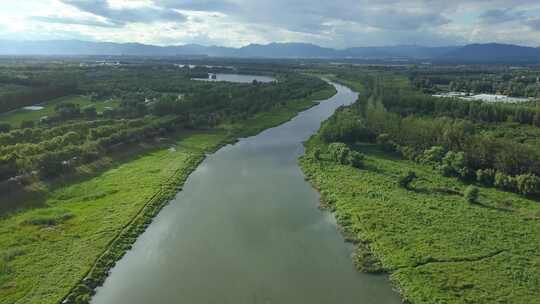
<box><xmin>409</xmin><ymin>66</ymin><xmax>540</xmax><ymax>98</ymax></box>
<box><xmin>398</xmin><ymin>171</ymin><xmax>417</xmax><ymax>190</ymax></box>
<box><xmin>319</xmin><ymin>68</ymin><xmax>540</xmax><ymax>199</ymax></box>
<box><xmin>0</xmin><ymin>131</ymin><xmax>226</xmax><ymax>304</ymax></box>
<box><xmin>0</xmin><ymin>63</ymin><xmax>331</xmax><ymax>190</ymax></box>
<box><xmin>0</xmin><ymin>60</ymin><xmax>337</xmax><ymax>304</ymax></box>
<box><xmin>301</xmin><ymin>139</ymin><xmax>540</xmax><ymax>304</ymax></box>
<box><xmin>300</xmin><ymin>66</ymin><xmax>540</xmax><ymax>303</ymax></box>
<box><xmin>464</xmin><ymin>186</ymin><xmax>479</xmax><ymax>204</ymax></box>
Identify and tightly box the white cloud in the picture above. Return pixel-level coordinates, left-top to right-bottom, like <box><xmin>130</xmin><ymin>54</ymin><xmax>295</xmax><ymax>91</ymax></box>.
<box><xmin>0</xmin><ymin>0</ymin><xmax>539</xmax><ymax>47</ymax></box>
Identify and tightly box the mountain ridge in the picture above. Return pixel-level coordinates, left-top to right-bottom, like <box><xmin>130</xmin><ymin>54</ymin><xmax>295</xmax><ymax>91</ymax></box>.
<box><xmin>1</xmin><ymin>40</ymin><xmax>539</xmax><ymax>62</ymax></box>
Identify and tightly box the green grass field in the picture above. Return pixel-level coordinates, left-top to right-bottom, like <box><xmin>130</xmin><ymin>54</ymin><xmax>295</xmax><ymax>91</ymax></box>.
<box><xmin>0</xmin><ymin>85</ymin><xmax>337</xmax><ymax>304</ymax></box>
<box><xmin>0</xmin><ymin>95</ymin><xmax>120</xmax><ymax>127</ymax></box>
<box><xmin>300</xmin><ymin>138</ymin><xmax>540</xmax><ymax>304</ymax></box>
<box><xmin>0</xmin><ymin>131</ymin><xmax>228</xmax><ymax>304</ymax></box>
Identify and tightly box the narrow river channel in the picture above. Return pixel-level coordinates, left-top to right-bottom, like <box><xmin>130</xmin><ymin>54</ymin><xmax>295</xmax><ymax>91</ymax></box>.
<box><xmin>91</xmin><ymin>82</ymin><xmax>401</xmax><ymax>304</ymax></box>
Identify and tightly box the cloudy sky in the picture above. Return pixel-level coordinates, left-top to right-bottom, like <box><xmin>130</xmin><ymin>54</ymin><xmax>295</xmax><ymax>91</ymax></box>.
<box><xmin>1</xmin><ymin>0</ymin><xmax>540</xmax><ymax>48</ymax></box>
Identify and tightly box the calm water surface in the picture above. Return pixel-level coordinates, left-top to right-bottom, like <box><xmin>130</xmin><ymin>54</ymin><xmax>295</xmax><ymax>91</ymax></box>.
<box><xmin>193</xmin><ymin>73</ymin><xmax>275</xmax><ymax>83</ymax></box>
<box><xmin>92</xmin><ymin>83</ymin><xmax>401</xmax><ymax>304</ymax></box>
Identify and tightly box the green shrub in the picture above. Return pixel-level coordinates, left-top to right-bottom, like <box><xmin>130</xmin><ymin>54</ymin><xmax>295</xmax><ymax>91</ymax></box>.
<box><xmin>516</xmin><ymin>174</ymin><xmax>540</xmax><ymax>196</ymax></box>
<box><xmin>312</xmin><ymin>148</ymin><xmax>321</xmax><ymax>160</ymax></box>
<box><xmin>376</xmin><ymin>133</ymin><xmax>396</xmax><ymax>152</ymax></box>
<box><xmin>399</xmin><ymin>171</ymin><xmax>417</xmax><ymax>189</ymax></box>
<box><xmin>494</xmin><ymin>172</ymin><xmax>518</xmax><ymax>191</ymax></box>
<box><xmin>441</xmin><ymin>151</ymin><xmax>469</xmax><ymax>179</ymax></box>
<box><xmin>20</xmin><ymin>120</ymin><xmax>35</xmax><ymax>129</ymax></box>
<box><xmin>399</xmin><ymin>146</ymin><xmax>421</xmax><ymax>161</ymax></box>
<box><xmin>21</xmin><ymin>208</ymin><xmax>75</xmax><ymax>226</ymax></box>
<box><xmin>476</xmin><ymin>169</ymin><xmax>496</xmax><ymax>186</ymax></box>
<box><xmin>347</xmin><ymin>151</ymin><xmax>365</xmax><ymax>168</ymax></box>
<box><xmin>82</xmin><ymin>105</ymin><xmax>97</xmax><ymax>119</ymax></box>
<box><xmin>328</xmin><ymin>142</ymin><xmax>350</xmax><ymax>165</ymax></box>
<box><xmin>0</xmin><ymin>123</ymin><xmax>11</xmax><ymax>133</ymax></box>
<box><xmin>420</xmin><ymin>146</ymin><xmax>446</xmax><ymax>165</ymax></box>
<box><xmin>464</xmin><ymin>186</ymin><xmax>479</xmax><ymax>203</ymax></box>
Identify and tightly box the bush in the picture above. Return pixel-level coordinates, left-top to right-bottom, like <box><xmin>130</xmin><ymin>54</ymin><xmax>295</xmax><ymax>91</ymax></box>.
<box><xmin>311</xmin><ymin>148</ymin><xmax>321</xmax><ymax>160</ymax></box>
<box><xmin>516</xmin><ymin>174</ymin><xmax>540</xmax><ymax>196</ymax></box>
<box><xmin>320</xmin><ymin>110</ymin><xmax>373</xmax><ymax>143</ymax></box>
<box><xmin>21</xmin><ymin>208</ymin><xmax>74</xmax><ymax>226</ymax></box>
<box><xmin>82</xmin><ymin>105</ymin><xmax>97</xmax><ymax>119</ymax></box>
<box><xmin>399</xmin><ymin>146</ymin><xmax>421</xmax><ymax>161</ymax></box>
<box><xmin>20</xmin><ymin>120</ymin><xmax>35</xmax><ymax>129</ymax></box>
<box><xmin>420</xmin><ymin>146</ymin><xmax>446</xmax><ymax>165</ymax></box>
<box><xmin>464</xmin><ymin>186</ymin><xmax>479</xmax><ymax>203</ymax></box>
<box><xmin>476</xmin><ymin>169</ymin><xmax>496</xmax><ymax>186</ymax></box>
<box><xmin>376</xmin><ymin>133</ymin><xmax>396</xmax><ymax>152</ymax></box>
<box><xmin>441</xmin><ymin>151</ymin><xmax>470</xmax><ymax>179</ymax></box>
<box><xmin>347</xmin><ymin>151</ymin><xmax>364</xmax><ymax>168</ymax></box>
<box><xmin>328</xmin><ymin>142</ymin><xmax>350</xmax><ymax>165</ymax></box>
<box><xmin>399</xmin><ymin>171</ymin><xmax>417</xmax><ymax>189</ymax></box>
<box><xmin>494</xmin><ymin>172</ymin><xmax>518</xmax><ymax>192</ymax></box>
<box><xmin>0</xmin><ymin>123</ymin><xmax>11</xmax><ymax>133</ymax></box>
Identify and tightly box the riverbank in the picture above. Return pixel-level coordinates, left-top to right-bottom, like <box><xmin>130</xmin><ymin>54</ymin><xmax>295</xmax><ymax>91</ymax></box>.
<box><xmin>300</xmin><ymin>131</ymin><xmax>540</xmax><ymax>303</ymax></box>
<box><xmin>0</xmin><ymin>85</ymin><xmax>337</xmax><ymax>304</ymax></box>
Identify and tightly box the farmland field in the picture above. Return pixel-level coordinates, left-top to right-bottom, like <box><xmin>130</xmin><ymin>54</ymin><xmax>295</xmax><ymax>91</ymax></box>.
<box><xmin>0</xmin><ymin>95</ymin><xmax>120</xmax><ymax>127</ymax></box>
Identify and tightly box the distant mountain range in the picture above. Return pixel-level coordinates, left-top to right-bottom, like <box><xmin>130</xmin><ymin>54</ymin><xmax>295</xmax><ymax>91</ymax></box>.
<box><xmin>1</xmin><ymin>40</ymin><xmax>539</xmax><ymax>63</ymax></box>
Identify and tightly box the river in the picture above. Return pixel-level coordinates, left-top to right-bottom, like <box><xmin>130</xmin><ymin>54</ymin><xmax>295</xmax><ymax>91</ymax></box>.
<box><xmin>91</xmin><ymin>82</ymin><xmax>401</xmax><ymax>304</ymax></box>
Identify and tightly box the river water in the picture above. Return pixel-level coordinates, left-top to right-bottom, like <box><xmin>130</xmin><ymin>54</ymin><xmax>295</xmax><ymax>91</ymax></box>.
<box><xmin>91</xmin><ymin>82</ymin><xmax>401</xmax><ymax>304</ymax></box>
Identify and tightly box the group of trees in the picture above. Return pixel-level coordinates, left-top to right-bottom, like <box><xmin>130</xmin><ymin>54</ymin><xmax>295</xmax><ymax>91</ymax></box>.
<box><xmin>411</xmin><ymin>69</ymin><xmax>540</xmax><ymax>97</ymax></box>
<box><xmin>0</xmin><ymin>117</ymin><xmax>178</xmax><ymax>180</ymax></box>
<box><xmin>0</xmin><ymin>72</ymin><xmax>78</xmax><ymax>114</ymax></box>
<box><xmin>0</xmin><ymin>64</ymin><xmax>330</xmax><ymax>183</ymax></box>
<box><xmin>376</xmin><ymin>84</ymin><xmax>540</xmax><ymax>127</ymax></box>
<box><xmin>321</xmin><ymin>71</ymin><xmax>540</xmax><ymax>198</ymax></box>
<box><xmin>150</xmin><ymin>74</ymin><xmax>329</xmax><ymax>129</ymax></box>
<box><xmin>326</xmin><ymin>142</ymin><xmax>364</xmax><ymax>168</ymax></box>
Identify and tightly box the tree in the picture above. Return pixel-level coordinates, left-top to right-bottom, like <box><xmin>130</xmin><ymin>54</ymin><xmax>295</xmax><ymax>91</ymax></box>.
<box><xmin>55</xmin><ymin>103</ymin><xmax>80</xmax><ymax>120</ymax></box>
<box><xmin>398</xmin><ymin>171</ymin><xmax>417</xmax><ymax>190</ymax></box>
<box><xmin>420</xmin><ymin>146</ymin><xmax>446</xmax><ymax>165</ymax></box>
<box><xmin>82</xmin><ymin>106</ymin><xmax>97</xmax><ymax>119</ymax></box>
<box><xmin>347</xmin><ymin>151</ymin><xmax>364</xmax><ymax>168</ymax></box>
<box><xmin>20</xmin><ymin>120</ymin><xmax>35</xmax><ymax>129</ymax></box>
<box><xmin>516</xmin><ymin>174</ymin><xmax>540</xmax><ymax>196</ymax></box>
<box><xmin>476</xmin><ymin>169</ymin><xmax>495</xmax><ymax>186</ymax></box>
<box><xmin>320</xmin><ymin>109</ymin><xmax>373</xmax><ymax>143</ymax></box>
<box><xmin>440</xmin><ymin>151</ymin><xmax>469</xmax><ymax>179</ymax></box>
<box><xmin>0</xmin><ymin>123</ymin><xmax>11</xmax><ymax>133</ymax></box>
<box><xmin>312</xmin><ymin>148</ymin><xmax>321</xmax><ymax>161</ymax></box>
<box><xmin>376</xmin><ymin>133</ymin><xmax>395</xmax><ymax>152</ymax></box>
<box><xmin>494</xmin><ymin>172</ymin><xmax>517</xmax><ymax>191</ymax></box>
<box><xmin>464</xmin><ymin>186</ymin><xmax>479</xmax><ymax>204</ymax></box>
<box><xmin>328</xmin><ymin>142</ymin><xmax>350</xmax><ymax>165</ymax></box>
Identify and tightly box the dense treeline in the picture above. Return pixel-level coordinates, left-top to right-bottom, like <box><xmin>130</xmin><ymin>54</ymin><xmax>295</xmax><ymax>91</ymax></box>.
<box><xmin>322</xmin><ymin>71</ymin><xmax>540</xmax><ymax>198</ymax></box>
<box><xmin>151</xmin><ymin>74</ymin><xmax>326</xmax><ymax>127</ymax></box>
<box><xmin>0</xmin><ymin>63</ymin><xmax>330</xmax><ymax>183</ymax></box>
<box><xmin>377</xmin><ymin>79</ymin><xmax>540</xmax><ymax>126</ymax></box>
<box><xmin>0</xmin><ymin>69</ymin><xmax>79</xmax><ymax>114</ymax></box>
<box><xmin>410</xmin><ymin>68</ymin><xmax>540</xmax><ymax>97</ymax></box>
<box><xmin>0</xmin><ymin>84</ymin><xmax>78</xmax><ymax>114</ymax></box>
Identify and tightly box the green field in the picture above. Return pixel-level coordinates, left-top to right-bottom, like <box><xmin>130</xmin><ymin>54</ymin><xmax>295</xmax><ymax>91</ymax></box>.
<box><xmin>0</xmin><ymin>95</ymin><xmax>120</xmax><ymax>127</ymax></box>
<box><xmin>300</xmin><ymin>138</ymin><xmax>540</xmax><ymax>303</ymax></box>
<box><xmin>0</xmin><ymin>86</ymin><xmax>336</xmax><ymax>304</ymax></box>
<box><xmin>0</xmin><ymin>131</ymin><xmax>228</xmax><ymax>304</ymax></box>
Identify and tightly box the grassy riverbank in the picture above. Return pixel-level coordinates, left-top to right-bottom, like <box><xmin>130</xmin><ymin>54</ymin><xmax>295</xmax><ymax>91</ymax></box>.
<box><xmin>300</xmin><ymin>133</ymin><xmax>540</xmax><ymax>303</ymax></box>
<box><xmin>0</xmin><ymin>86</ymin><xmax>337</xmax><ymax>304</ymax></box>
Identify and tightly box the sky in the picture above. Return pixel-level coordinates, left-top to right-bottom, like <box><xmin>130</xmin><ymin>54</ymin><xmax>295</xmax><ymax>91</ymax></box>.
<box><xmin>1</xmin><ymin>0</ymin><xmax>540</xmax><ymax>48</ymax></box>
